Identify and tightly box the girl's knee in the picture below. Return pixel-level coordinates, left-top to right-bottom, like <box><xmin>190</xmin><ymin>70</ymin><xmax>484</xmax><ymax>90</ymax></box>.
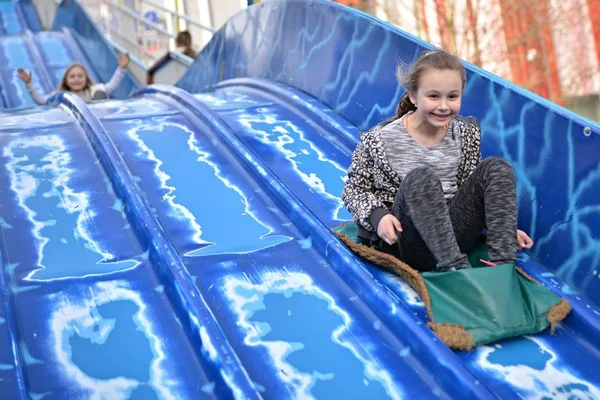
<box><xmin>480</xmin><ymin>157</ymin><xmax>514</xmax><ymax>178</ymax></box>
<box><xmin>401</xmin><ymin>167</ymin><xmax>443</xmax><ymax>203</ymax></box>
<box><xmin>404</xmin><ymin>166</ymin><xmax>438</xmax><ymax>186</ymax></box>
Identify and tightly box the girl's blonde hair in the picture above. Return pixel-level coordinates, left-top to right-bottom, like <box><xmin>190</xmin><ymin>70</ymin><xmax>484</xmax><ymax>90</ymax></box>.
<box><xmin>395</xmin><ymin>49</ymin><xmax>466</xmax><ymax>118</ymax></box>
<box><xmin>58</xmin><ymin>64</ymin><xmax>93</xmax><ymax>92</ymax></box>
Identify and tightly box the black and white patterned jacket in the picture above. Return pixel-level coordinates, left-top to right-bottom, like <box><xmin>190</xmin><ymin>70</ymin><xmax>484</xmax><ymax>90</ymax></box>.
<box><xmin>341</xmin><ymin>116</ymin><xmax>482</xmax><ymax>237</ymax></box>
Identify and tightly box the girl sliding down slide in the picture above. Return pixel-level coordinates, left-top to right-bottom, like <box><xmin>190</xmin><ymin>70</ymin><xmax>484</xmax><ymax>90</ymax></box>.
<box><xmin>17</xmin><ymin>53</ymin><xmax>130</xmax><ymax>105</ymax></box>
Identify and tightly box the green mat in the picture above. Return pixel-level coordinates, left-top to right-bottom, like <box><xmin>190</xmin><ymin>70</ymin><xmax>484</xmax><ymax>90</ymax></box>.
<box><xmin>334</xmin><ymin>222</ymin><xmax>571</xmax><ymax>349</ymax></box>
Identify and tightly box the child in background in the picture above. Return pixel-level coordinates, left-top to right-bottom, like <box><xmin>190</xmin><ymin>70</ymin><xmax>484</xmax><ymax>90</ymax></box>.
<box><xmin>17</xmin><ymin>53</ymin><xmax>130</xmax><ymax>105</ymax></box>
<box><xmin>175</xmin><ymin>31</ymin><xmax>197</xmax><ymax>59</ymax></box>
<box><xmin>342</xmin><ymin>49</ymin><xmax>533</xmax><ymax>272</ymax></box>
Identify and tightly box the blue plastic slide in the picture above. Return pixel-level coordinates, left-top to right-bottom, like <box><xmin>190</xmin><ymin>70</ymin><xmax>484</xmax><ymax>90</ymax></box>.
<box><xmin>0</xmin><ymin>0</ymin><xmax>598</xmax><ymax>399</ymax></box>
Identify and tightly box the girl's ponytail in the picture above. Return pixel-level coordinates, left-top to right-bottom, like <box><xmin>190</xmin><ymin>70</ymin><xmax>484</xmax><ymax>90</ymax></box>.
<box><xmin>396</xmin><ymin>92</ymin><xmax>416</xmax><ymax>118</ymax></box>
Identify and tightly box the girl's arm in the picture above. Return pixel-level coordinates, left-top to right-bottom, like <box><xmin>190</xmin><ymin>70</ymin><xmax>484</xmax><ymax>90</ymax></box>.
<box><xmin>470</xmin><ymin>117</ymin><xmax>483</xmax><ymax>171</ymax></box>
<box><xmin>102</xmin><ymin>66</ymin><xmax>126</xmax><ymax>96</ymax></box>
<box><xmin>103</xmin><ymin>53</ymin><xmax>130</xmax><ymax>96</ymax></box>
<box><xmin>457</xmin><ymin>116</ymin><xmax>482</xmax><ymax>186</ymax></box>
<box><xmin>17</xmin><ymin>69</ymin><xmax>49</xmax><ymax>105</ymax></box>
<box><xmin>25</xmin><ymin>81</ymin><xmax>50</xmax><ymax>105</ymax></box>
<box><xmin>341</xmin><ymin>132</ymin><xmax>389</xmax><ymax>231</ymax></box>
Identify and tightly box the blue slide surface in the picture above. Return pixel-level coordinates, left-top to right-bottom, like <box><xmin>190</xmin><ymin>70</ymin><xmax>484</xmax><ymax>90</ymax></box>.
<box><xmin>0</xmin><ymin>0</ymin><xmax>599</xmax><ymax>399</ymax></box>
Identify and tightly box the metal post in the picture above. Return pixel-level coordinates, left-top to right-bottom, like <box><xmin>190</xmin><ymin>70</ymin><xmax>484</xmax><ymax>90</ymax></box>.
<box><xmin>174</xmin><ymin>0</ymin><xmax>180</xmax><ymax>33</ymax></box>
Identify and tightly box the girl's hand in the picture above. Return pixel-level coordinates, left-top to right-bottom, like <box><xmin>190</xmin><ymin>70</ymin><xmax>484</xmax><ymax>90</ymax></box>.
<box><xmin>17</xmin><ymin>68</ymin><xmax>32</xmax><ymax>84</ymax></box>
<box><xmin>118</xmin><ymin>53</ymin><xmax>130</xmax><ymax>69</ymax></box>
<box><xmin>517</xmin><ymin>229</ymin><xmax>534</xmax><ymax>250</ymax></box>
<box><xmin>377</xmin><ymin>214</ymin><xmax>403</xmax><ymax>245</ymax></box>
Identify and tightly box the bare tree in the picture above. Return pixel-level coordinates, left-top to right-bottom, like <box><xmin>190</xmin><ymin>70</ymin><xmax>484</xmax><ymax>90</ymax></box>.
<box><xmin>334</xmin><ymin>0</ymin><xmax>597</xmax><ymax>103</ymax></box>
<box><xmin>418</xmin><ymin>0</ymin><xmax>593</xmax><ymax>103</ymax></box>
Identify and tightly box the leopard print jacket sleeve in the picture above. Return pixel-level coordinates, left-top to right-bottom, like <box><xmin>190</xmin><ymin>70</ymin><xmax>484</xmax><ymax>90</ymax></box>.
<box><xmin>456</xmin><ymin>116</ymin><xmax>483</xmax><ymax>186</ymax></box>
<box><xmin>342</xmin><ymin>116</ymin><xmax>482</xmax><ymax>232</ymax></box>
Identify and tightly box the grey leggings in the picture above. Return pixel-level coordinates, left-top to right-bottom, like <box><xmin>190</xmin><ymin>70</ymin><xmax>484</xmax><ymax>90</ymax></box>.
<box><xmin>378</xmin><ymin>157</ymin><xmax>518</xmax><ymax>271</ymax></box>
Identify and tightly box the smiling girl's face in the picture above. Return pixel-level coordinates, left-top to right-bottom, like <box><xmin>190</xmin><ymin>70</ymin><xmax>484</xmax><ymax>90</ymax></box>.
<box><xmin>408</xmin><ymin>68</ymin><xmax>463</xmax><ymax>129</ymax></box>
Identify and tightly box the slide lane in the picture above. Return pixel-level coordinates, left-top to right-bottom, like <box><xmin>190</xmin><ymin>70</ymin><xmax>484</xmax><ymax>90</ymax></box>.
<box><xmin>0</xmin><ymin>33</ymin><xmax>52</xmax><ymax>108</ymax></box>
<box><xmin>31</xmin><ymin>30</ymin><xmax>100</xmax><ymax>88</ymax></box>
<box><xmin>0</xmin><ymin>103</ymin><xmax>220</xmax><ymax>399</ymax></box>
<box><xmin>0</xmin><ymin>1</ymin><xmax>25</xmax><ymax>35</ymax></box>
